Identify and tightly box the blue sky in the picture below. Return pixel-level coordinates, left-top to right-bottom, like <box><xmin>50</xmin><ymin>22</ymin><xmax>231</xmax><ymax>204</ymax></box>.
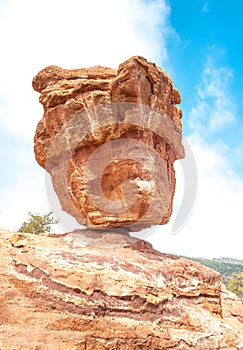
<box><xmin>0</xmin><ymin>0</ymin><xmax>242</xmax><ymax>259</ymax></box>
<box><xmin>169</xmin><ymin>1</ymin><xmax>243</xmax><ymax>144</ymax></box>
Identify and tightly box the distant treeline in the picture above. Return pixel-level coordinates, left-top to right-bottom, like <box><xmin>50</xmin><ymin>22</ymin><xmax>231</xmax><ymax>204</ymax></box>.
<box><xmin>181</xmin><ymin>256</ymin><xmax>243</xmax><ymax>284</ymax></box>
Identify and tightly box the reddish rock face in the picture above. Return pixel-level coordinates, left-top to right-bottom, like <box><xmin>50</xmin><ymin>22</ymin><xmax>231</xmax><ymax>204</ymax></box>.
<box><xmin>33</xmin><ymin>56</ymin><xmax>184</xmax><ymax>230</ymax></box>
<box><xmin>0</xmin><ymin>231</ymin><xmax>242</xmax><ymax>349</ymax></box>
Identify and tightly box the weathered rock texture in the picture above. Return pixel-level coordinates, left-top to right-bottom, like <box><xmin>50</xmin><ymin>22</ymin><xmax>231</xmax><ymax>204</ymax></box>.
<box><xmin>0</xmin><ymin>231</ymin><xmax>242</xmax><ymax>349</ymax></box>
<box><xmin>33</xmin><ymin>56</ymin><xmax>184</xmax><ymax>231</ymax></box>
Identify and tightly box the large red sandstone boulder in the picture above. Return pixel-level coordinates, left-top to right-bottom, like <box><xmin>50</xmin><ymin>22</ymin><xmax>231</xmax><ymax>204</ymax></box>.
<box><xmin>0</xmin><ymin>231</ymin><xmax>242</xmax><ymax>349</ymax></box>
<box><xmin>33</xmin><ymin>56</ymin><xmax>184</xmax><ymax>231</ymax></box>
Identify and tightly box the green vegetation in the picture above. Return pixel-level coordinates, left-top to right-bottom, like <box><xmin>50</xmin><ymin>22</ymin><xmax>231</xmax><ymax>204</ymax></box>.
<box><xmin>185</xmin><ymin>257</ymin><xmax>243</xmax><ymax>284</ymax></box>
<box><xmin>17</xmin><ymin>211</ymin><xmax>58</xmax><ymax>234</ymax></box>
<box><xmin>227</xmin><ymin>272</ymin><xmax>243</xmax><ymax>299</ymax></box>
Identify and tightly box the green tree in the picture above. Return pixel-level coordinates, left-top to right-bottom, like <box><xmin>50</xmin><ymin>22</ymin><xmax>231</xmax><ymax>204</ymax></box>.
<box><xmin>17</xmin><ymin>211</ymin><xmax>58</xmax><ymax>234</ymax></box>
<box><xmin>227</xmin><ymin>272</ymin><xmax>243</xmax><ymax>299</ymax></box>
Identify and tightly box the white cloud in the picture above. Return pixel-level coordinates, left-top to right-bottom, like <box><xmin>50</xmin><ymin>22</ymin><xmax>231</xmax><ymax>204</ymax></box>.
<box><xmin>0</xmin><ymin>0</ymin><xmax>170</xmax><ymax>137</ymax></box>
<box><xmin>189</xmin><ymin>53</ymin><xmax>235</xmax><ymax>133</ymax></box>
<box><xmin>0</xmin><ymin>168</ymin><xmax>49</xmax><ymax>231</ymax></box>
<box><xmin>148</xmin><ymin>134</ymin><xmax>243</xmax><ymax>259</ymax></box>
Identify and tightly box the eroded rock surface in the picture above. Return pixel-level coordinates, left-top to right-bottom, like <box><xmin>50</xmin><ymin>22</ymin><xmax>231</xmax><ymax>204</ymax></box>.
<box><xmin>0</xmin><ymin>231</ymin><xmax>242</xmax><ymax>349</ymax></box>
<box><xmin>33</xmin><ymin>56</ymin><xmax>184</xmax><ymax>231</ymax></box>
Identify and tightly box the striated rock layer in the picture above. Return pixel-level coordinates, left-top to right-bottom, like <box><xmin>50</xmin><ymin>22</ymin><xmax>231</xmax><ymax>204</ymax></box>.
<box><xmin>0</xmin><ymin>231</ymin><xmax>242</xmax><ymax>349</ymax></box>
<box><xmin>33</xmin><ymin>56</ymin><xmax>184</xmax><ymax>230</ymax></box>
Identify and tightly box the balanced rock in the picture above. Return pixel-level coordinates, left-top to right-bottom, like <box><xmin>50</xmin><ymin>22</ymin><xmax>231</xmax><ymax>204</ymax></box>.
<box><xmin>0</xmin><ymin>231</ymin><xmax>242</xmax><ymax>349</ymax></box>
<box><xmin>33</xmin><ymin>56</ymin><xmax>184</xmax><ymax>231</ymax></box>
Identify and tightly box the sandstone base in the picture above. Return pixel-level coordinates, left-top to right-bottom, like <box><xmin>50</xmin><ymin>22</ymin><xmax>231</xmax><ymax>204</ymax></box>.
<box><xmin>0</xmin><ymin>230</ymin><xmax>242</xmax><ymax>349</ymax></box>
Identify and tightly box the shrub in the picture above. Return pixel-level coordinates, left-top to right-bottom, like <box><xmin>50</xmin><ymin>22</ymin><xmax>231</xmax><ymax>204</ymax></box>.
<box><xmin>17</xmin><ymin>211</ymin><xmax>58</xmax><ymax>234</ymax></box>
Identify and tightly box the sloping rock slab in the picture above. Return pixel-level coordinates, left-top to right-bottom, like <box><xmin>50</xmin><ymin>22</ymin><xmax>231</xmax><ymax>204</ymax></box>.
<box><xmin>0</xmin><ymin>231</ymin><xmax>242</xmax><ymax>349</ymax></box>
